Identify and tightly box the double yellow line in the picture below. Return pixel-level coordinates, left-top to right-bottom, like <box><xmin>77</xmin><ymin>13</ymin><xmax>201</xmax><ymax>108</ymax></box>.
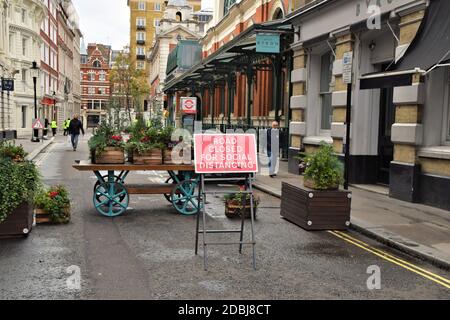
<box><xmin>328</xmin><ymin>230</ymin><xmax>450</xmax><ymax>289</ymax></box>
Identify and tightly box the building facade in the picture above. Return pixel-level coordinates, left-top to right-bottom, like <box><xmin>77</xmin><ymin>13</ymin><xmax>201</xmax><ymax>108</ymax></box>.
<box><xmin>39</xmin><ymin>0</ymin><xmax>58</xmax><ymax>124</ymax></box>
<box><xmin>148</xmin><ymin>0</ymin><xmax>206</xmax><ymax>115</ymax></box>
<box><xmin>0</xmin><ymin>0</ymin><xmax>13</xmax><ymax>137</ymax></box>
<box><xmin>127</xmin><ymin>0</ymin><xmax>201</xmax><ymax>76</ymax></box>
<box><xmin>9</xmin><ymin>0</ymin><xmax>46</xmax><ymax>136</ymax></box>
<box><xmin>80</xmin><ymin>43</ymin><xmax>112</xmax><ymax>128</ymax></box>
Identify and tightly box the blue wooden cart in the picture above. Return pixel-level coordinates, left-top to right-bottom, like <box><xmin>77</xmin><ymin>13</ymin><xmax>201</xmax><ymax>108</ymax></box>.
<box><xmin>73</xmin><ymin>161</ymin><xmax>201</xmax><ymax>217</ymax></box>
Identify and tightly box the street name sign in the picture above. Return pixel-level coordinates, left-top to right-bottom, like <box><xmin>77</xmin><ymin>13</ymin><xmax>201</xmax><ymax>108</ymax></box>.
<box><xmin>194</xmin><ymin>134</ymin><xmax>258</xmax><ymax>174</ymax></box>
<box><xmin>256</xmin><ymin>34</ymin><xmax>280</xmax><ymax>54</ymax></box>
<box><xmin>181</xmin><ymin>97</ymin><xmax>197</xmax><ymax>114</ymax></box>
<box><xmin>32</xmin><ymin>118</ymin><xmax>45</xmax><ymax>130</ymax></box>
<box><xmin>342</xmin><ymin>51</ymin><xmax>353</xmax><ymax>84</ymax></box>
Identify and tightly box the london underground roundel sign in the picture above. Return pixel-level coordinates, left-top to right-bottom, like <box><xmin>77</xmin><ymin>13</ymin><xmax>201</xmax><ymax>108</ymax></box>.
<box><xmin>181</xmin><ymin>97</ymin><xmax>197</xmax><ymax>114</ymax></box>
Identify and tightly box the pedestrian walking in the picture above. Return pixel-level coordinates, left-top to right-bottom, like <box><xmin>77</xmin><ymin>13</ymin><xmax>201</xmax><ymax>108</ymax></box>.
<box><xmin>51</xmin><ymin>119</ymin><xmax>58</xmax><ymax>136</ymax></box>
<box><xmin>43</xmin><ymin>118</ymin><xmax>49</xmax><ymax>140</ymax></box>
<box><xmin>267</xmin><ymin>121</ymin><xmax>280</xmax><ymax>178</ymax></box>
<box><xmin>63</xmin><ymin>118</ymin><xmax>70</xmax><ymax>136</ymax></box>
<box><xmin>68</xmin><ymin>115</ymin><xmax>85</xmax><ymax>151</ymax></box>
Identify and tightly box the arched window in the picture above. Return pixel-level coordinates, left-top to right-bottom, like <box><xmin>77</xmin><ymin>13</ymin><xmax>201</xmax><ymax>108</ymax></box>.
<box><xmin>176</xmin><ymin>12</ymin><xmax>182</xmax><ymax>22</ymax></box>
<box><xmin>93</xmin><ymin>60</ymin><xmax>101</xmax><ymax>68</ymax></box>
<box><xmin>273</xmin><ymin>8</ymin><xmax>284</xmax><ymax>20</ymax></box>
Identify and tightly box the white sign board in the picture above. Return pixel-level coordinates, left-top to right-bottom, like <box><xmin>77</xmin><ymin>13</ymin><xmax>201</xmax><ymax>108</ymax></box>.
<box><xmin>181</xmin><ymin>97</ymin><xmax>197</xmax><ymax>115</ymax></box>
<box><xmin>342</xmin><ymin>51</ymin><xmax>353</xmax><ymax>84</ymax></box>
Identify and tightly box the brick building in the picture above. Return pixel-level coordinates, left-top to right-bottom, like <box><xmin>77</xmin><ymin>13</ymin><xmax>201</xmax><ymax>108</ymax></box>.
<box><xmin>80</xmin><ymin>43</ymin><xmax>112</xmax><ymax>128</ymax></box>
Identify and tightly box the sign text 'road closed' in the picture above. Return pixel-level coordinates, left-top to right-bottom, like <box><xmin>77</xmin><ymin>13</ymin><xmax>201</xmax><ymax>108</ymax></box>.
<box><xmin>194</xmin><ymin>134</ymin><xmax>258</xmax><ymax>174</ymax></box>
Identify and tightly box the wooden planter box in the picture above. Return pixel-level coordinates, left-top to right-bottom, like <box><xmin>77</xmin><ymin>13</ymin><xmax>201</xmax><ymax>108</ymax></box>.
<box><xmin>225</xmin><ymin>200</ymin><xmax>258</xmax><ymax>219</ymax></box>
<box><xmin>93</xmin><ymin>147</ymin><xmax>125</xmax><ymax>164</ymax></box>
<box><xmin>133</xmin><ymin>149</ymin><xmax>162</xmax><ymax>165</ymax></box>
<box><xmin>34</xmin><ymin>208</ymin><xmax>70</xmax><ymax>224</ymax></box>
<box><xmin>0</xmin><ymin>202</ymin><xmax>33</xmax><ymax>237</ymax></box>
<box><xmin>280</xmin><ymin>182</ymin><xmax>351</xmax><ymax>231</ymax></box>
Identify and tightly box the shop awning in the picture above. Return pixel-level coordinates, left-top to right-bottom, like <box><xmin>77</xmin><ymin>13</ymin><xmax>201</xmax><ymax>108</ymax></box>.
<box><xmin>360</xmin><ymin>0</ymin><xmax>450</xmax><ymax>89</ymax></box>
<box><xmin>163</xmin><ymin>21</ymin><xmax>293</xmax><ymax>93</ymax></box>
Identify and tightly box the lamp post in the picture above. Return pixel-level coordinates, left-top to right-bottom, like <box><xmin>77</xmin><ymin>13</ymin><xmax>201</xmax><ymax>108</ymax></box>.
<box><xmin>30</xmin><ymin>61</ymin><xmax>40</xmax><ymax>142</ymax></box>
<box><xmin>52</xmin><ymin>91</ymin><xmax>56</xmax><ymax>121</ymax></box>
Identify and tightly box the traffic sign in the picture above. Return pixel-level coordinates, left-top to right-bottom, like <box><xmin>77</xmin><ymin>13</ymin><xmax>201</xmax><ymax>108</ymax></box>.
<box><xmin>181</xmin><ymin>97</ymin><xmax>197</xmax><ymax>114</ymax></box>
<box><xmin>1</xmin><ymin>79</ymin><xmax>14</xmax><ymax>92</ymax></box>
<box><xmin>32</xmin><ymin>118</ymin><xmax>45</xmax><ymax>130</ymax></box>
<box><xmin>194</xmin><ymin>134</ymin><xmax>258</xmax><ymax>174</ymax></box>
<box><xmin>342</xmin><ymin>51</ymin><xmax>353</xmax><ymax>84</ymax></box>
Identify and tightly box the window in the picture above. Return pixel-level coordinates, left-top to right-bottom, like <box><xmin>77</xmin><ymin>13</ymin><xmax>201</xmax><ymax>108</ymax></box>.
<box><xmin>138</xmin><ymin>2</ymin><xmax>146</xmax><ymax>10</ymax></box>
<box><xmin>154</xmin><ymin>19</ymin><xmax>160</xmax><ymax>27</ymax></box>
<box><xmin>137</xmin><ymin>47</ymin><xmax>145</xmax><ymax>55</ymax></box>
<box><xmin>224</xmin><ymin>0</ymin><xmax>237</xmax><ymax>16</ymax></box>
<box><xmin>137</xmin><ymin>61</ymin><xmax>144</xmax><ymax>70</ymax></box>
<box><xmin>136</xmin><ymin>18</ymin><xmax>145</xmax><ymax>26</ymax></box>
<box><xmin>22</xmin><ymin>69</ymin><xmax>27</xmax><ymax>82</ymax></box>
<box><xmin>22</xmin><ymin>38</ymin><xmax>27</xmax><ymax>56</ymax></box>
<box><xmin>21</xmin><ymin>106</ymin><xmax>27</xmax><ymax>128</ymax></box>
<box><xmin>21</xmin><ymin>9</ymin><xmax>26</xmax><ymax>23</ymax></box>
<box><xmin>137</xmin><ymin>32</ymin><xmax>145</xmax><ymax>41</ymax></box>
<box><xmin>93</xmin><ymin>60</ymin><xmax>101</xmax><ymax>68</ymax></box>
<box><xmin>154</xmin><ymin>3</ymin><xmax>161</xmax><ymax>11</ymax></box>
<box><xmin>99</xmin><ymin>72</ymin><xmax>106</xmax><ymax>81</ymax></box>
<box><xmin>89</xmin><ymin>73</ymin><xmax>95</xmax><ymax>81</ymax></box>
<box><xmin>88</xmin><ymin>87</ymin><xmax>95</xmax><ymax>94</ymax></box>
<box><xmin>319</xmin><ymin>51</ymin><xmax>334</xmax><ymax>131</ymax></box>
<box><xmin>176</xmin><ymin>12</ymin><xmax>182</xmax><ymax>22</ymax></box>
<box><xmin>9</xmin><ymin>34</ymin><xmax>13</xmax><ymax>53</ymax></box>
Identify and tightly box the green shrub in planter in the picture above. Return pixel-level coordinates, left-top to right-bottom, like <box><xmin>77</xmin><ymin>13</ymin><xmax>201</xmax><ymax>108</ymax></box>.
<box><xmin>303</xmin><ymin>142</ymin><xmax>344</xmax><ymax>190</ymax></box>
<box><xmin>0</xmin><ymin>158</ymin><xmax>40</xmax><ymax>224</ymax></box>
<box><xmin>0</xmin><ymin>141</ymin><xmax>28</xmax><ymax>162</ymax></box>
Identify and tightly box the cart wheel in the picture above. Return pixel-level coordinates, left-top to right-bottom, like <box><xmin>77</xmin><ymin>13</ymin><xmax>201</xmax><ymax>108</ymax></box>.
<box><xmin>94</xmin><ymin>175</ymin><xmax>125</xmax><ymax>202</ymax></box>
<box><xmin>171</xmin><ymin>179</ymin><xmax>202</xmax><ymax>215</ymax></box>
<box><xmin>164</xmin><ymin>177</ymin><xmax>175</xmax><ymax>203</ymax></box>
<box><xmin>93</xmin><ymin>181</ymin><xmax>129</xmax><ymax>217</ymax></box>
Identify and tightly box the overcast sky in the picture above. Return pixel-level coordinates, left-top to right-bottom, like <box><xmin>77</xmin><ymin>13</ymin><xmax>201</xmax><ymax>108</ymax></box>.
<box><xmin>73</xmin><ymin>0</ymin><xmax>214</xmax><ymax>50</ymax></box>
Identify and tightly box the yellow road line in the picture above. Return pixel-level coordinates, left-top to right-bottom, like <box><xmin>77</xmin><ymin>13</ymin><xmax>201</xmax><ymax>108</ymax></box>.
<box><xmin>328</xmin><ymin>231</ymin><xmax>450</xmax><ymax>289</ymax></box>
<box><xmin>333</xmin><ymin>230</ymin><xmax>450</xmax><ymax>285</ymax></box>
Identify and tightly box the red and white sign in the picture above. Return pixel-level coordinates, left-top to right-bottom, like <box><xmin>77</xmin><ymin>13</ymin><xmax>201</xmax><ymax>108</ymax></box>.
<box><xmin>181</xmin><ymin>97</ymin><xmax>197</xmax><ymax>114</ymax></box>
<box><xmin>194</xmin><ymin>134</ymin><xmax>258</xmax><ymax>174</ymax></box>
<box><xmin>32</xmin><ymin>118</ymin><xmax>44</xmax><ymax>130</ymax></box>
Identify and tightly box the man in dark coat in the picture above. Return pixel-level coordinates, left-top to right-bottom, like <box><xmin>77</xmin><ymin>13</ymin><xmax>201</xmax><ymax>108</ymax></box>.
<box><xmin>68</xmin><ymin>114</ymin><xmax>85</xmax><ymax>151</ymax></box>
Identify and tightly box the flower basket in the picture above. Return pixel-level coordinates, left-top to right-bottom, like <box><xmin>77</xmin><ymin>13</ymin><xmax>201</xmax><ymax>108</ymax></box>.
<box><xmin>133</xmin><ymin>148</ymin><xmax>162</xmax><ymax>165</ymax></box>
<box><xmin>93</xmin><ymin>147</ymin><xmax>125</xmax><ymax>164</ymax></box>
<box><xmin>225</xmin><ymin>199</ymin><xmax>258</xmax><ymax>219</ymax></box>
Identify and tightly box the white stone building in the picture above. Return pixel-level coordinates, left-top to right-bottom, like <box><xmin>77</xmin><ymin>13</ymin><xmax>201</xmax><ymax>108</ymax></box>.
<box><xmin>7</xmin><ymin>0</ymin><xmax>46</xmax><ymax>136</ymax></box>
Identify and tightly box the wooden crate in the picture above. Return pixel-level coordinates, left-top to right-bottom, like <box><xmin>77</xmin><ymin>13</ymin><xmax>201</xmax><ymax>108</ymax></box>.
<box><xmin>163</xmin><ymin>149</ymin><xmax>174</xmax><ymax>165</ymax></box>
<box><xmin>0</xmin><ymin>202</ymin><xmax>33</xmax><ymax>237</ymax></box>
<box><xmin>34</xmin><ymin>208</ymin><xmax>51</xmax><ymax>224</ymax></box>
<box><xmin>93</xmin><ymin>147</ymin><xmax>125</xmax><ymax>164</ymax></box>
<box><xmin>280</xmin><ymin>182</ymin><xmax>351</xmax><ymax>231</ymax></box>
<box><xmin>133</xmin><ymin>149</ymin><xmax>162</xmax><ymax>165</ymax></box>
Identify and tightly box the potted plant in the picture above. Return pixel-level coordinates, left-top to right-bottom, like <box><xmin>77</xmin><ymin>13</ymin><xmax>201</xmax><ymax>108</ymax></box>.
<box><xmin>34</xmin><ymin>185</ymin><xmax>71</xmax><ymax>224</ymax></box>
<box><xmin>126</xmin><ymin>127</ymin><xmax>164</xmax><ymax>165</ymax></box>
<box><xmin>281</xmin><ymin>142</ymin><xmax>352</xmax><ymax>231</ymax></box>
<box><xmin>0</xmin><ymin>158</ymin><xmax>40</xmax><ymax>237</ymax></box>
<box><xmin>0</xmin><ymin>141</ymin><xmax>28</xmax><ymax>162</ymax></box>
<box><xmin>224</xmin><ymin>191</ymin><xmax>260</xmax><ymax>219</ymax></box>
<box><xmin>88</xmin><ymin>123</ymin><xmax>125</xmax><ymax>164</ymax></box>
<box><xmin>160</xmin><ymin>126</ymin><xmax>177</xmax><ymax>164</ymax></box>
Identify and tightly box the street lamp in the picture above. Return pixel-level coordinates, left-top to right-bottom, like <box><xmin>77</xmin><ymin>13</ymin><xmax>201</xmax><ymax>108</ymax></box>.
<box><xmin>30</xmin><ymin>61</ymin><xmax>40</xmax><ymax>142</ymax></box>
<box><xmin>52</xmin><ymin>91</ymin><xmax>56</xmax><ymax>121</ymax></box>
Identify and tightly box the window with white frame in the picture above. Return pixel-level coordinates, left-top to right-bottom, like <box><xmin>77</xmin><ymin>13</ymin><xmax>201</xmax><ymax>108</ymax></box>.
<box><xmin>138</xmin><ymin>2</ymin><xmax>146</xmax><ymax>10</ymax></box>
<box><xmin>154</xmin><ymin>19</ymin><xmax>160</xmax><ymax>27</ymax></box>
<box><xmin>137</xmin><ymin>32</ymin><xmax>145</xmax><ymax>41</ymax></box>
<box><xmin>154</xmin><ymin>3</ymin><xmax>161</xmax><ymax>11</ymax></box>
<box><xmin>136</xmin><ymin>61</ymin><xmax>144</xmax><ymax>70</ymax></box>
<box><xmin>88</xmin><ymin>87</ymin><xmax>95</xmax><ymax>94</ymax></box>
<box><xmin>137</xmin><ymin>47</ymin><xmax>145</xmax><ymax>55</ymax></box>
<box><xmin>136</xmin><ymin>18</ymin><xmax>145</xmax><ymax>26</ymax></box>
<box><xmin>22</xmin><ymin>37</ymin><xmax>27</xmax><ymax>56</ymax></box>
<box><xmin>99</xmin><ymin>72</ymin><xmax>106</xmax><ymax>81</ymax></box>
<box><xmin>319</xmin><ymin>51</ymin><xmax>334</xmax><ymax>131</ymax></box>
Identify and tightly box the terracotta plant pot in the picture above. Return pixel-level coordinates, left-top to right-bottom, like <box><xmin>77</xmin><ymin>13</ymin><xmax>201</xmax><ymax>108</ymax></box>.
<box><xmin>0</xmin><ymin>202</ymin><xmax>33</xmax><ymax>237</ymax></box>
<box><xmin>133</xmin><ymin>149</ymin><xmax>162</xmax><ymax>165</ymax></box>
<box><xmin>93</xmin><ymin>147</ymin><xmax>125</xmax><ymax>164</ymax></box>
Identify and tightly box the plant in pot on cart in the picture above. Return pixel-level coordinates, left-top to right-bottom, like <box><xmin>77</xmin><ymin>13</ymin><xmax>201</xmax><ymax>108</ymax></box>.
<box><xmin>0</xmin><ymin>156</ymin><xmax>40</xmax><ymax>237</ymax></box>
<box><xmin>34</xmin><ymin>185</ymin><xmax>71</xmax><ymax>224</ymax></box>
<box><xmin>126</xmin><ymin>127</ymin><xmax>165</xmax><ymax>165</ymax></box>
<box><xmin>224</xmin><ymin>189</ymin><xmax>260</xmax><ymax>219</ymax></box>
<box><xmin>160</xmin><ymin>125</ymin><xmax>178</xmax><ymax>164</ymax></box>
<box><xmin>281</xmin><ymin>142</ymin><xmax>351</xmax><ymax>230</ymax></box>
<box><xmin>88</xmin><ymin>123</ymin><xmax>125</xmax><ymax>164</ymax></box>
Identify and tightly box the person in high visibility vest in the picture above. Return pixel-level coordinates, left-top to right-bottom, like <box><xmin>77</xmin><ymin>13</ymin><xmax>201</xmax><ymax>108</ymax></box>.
<box><xmin>63</xmin><ymin>118</ymin><xmax>70</xmax><ymax>136</ymax></box>
<box><xmin>51</xmin><ymin>120</ymin><xmax>58</xmax><ymax>136</ymax></box>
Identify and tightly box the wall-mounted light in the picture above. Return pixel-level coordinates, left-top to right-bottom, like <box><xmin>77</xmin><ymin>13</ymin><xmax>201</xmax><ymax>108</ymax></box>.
<box><xmin>369</xmin><ymin>41</ymin><xmax>376</xmax><ymax>52</ymax></box>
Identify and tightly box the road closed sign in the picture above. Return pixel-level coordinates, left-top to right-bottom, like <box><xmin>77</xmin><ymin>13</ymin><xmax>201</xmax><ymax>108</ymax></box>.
<box><xmin>181</xmin><ymin>97</ymin><xmax>197</xmax><ymax>114</ymax></box>
<box><xmin>194</xmin><ymin>134</ymin><xmax>258</xmax><ymax>174</ymax></box>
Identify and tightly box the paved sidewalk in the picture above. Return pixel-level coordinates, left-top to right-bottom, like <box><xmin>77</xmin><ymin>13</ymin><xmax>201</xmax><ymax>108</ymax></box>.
<box><xmin>254</xmin><ymin>161</ymin><xmax>450</xmax><ymax>270</ymax></box>
<box><xmin>12</xmin><ymin>134</ymin><xmax>55</xmax><ymax>161</ymax></box>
